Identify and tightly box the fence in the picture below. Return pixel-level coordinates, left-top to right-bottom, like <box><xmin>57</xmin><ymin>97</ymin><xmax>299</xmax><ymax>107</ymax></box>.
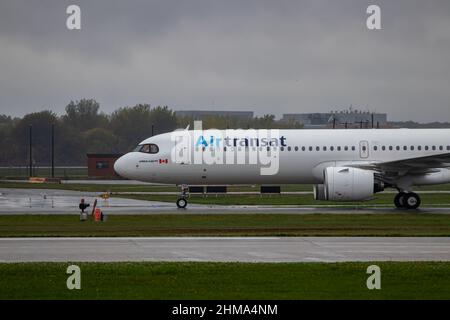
<box><xmin>0</xmin><ymin>166</ymin><xmax>88</xmax><ymax>178</ymax></box>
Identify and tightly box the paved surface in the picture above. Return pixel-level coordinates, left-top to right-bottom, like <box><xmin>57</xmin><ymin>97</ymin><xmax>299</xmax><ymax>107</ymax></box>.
<box><xmin>0</xmin><ymin>188</ymin><xmax>175</xmax><ymax>214</ymax></box>
<box><xmin>1</xmin><ymin>237</ymin><xmax>449</xmax><ymax>262</ymax></box>
<box><xmin>1</xmin><ymin>188</ymin><xmax>450</xmax><ymax>214</ymax></box>
<box><xmin>3</xmin><ymin>179</ymin><xmax>165</xmax><ymax>185</ymax></box>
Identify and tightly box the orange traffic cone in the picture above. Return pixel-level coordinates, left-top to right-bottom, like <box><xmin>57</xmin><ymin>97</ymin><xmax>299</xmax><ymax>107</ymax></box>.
<box><xmin>94</xmin><ymin>208</ymin><xmax>102</xmax><ymax>222</ymax></box>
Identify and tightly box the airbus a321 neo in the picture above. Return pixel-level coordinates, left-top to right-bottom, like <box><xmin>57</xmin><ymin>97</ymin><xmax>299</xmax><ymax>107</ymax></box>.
<box><xmin>114</xmin><ymin>128</ymin><xmax>450</xmax><ymax>209</ymax></box>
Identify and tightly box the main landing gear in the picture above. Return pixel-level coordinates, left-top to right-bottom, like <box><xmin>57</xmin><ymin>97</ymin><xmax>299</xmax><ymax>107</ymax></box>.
<box><xmin>394</xmin><ymin>192</ymin><xmax>421</xmax><ymax>210</ymax></box>
<box><xmin>176</xmin><ymin>184</ymin><xmax>189</xmax><ymax>209</ymax></box>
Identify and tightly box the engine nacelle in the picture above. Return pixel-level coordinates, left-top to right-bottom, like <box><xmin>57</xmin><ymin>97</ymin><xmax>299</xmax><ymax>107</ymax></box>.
<box><xmin>314</xmin><ymin>167</ymin><xmax>381</xmax><ymax>201</ymax></box>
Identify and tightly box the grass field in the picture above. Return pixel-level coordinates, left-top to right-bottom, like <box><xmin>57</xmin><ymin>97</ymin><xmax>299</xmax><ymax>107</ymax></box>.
<box><xmin>1</xmin><ymin>262</ymin><xmax>449</xmax><ymax>299</ymax></box>
<box><xmin>1</xmin><ymin>214</ymin><xmax>450</xmax><ymax>237</ymax></box>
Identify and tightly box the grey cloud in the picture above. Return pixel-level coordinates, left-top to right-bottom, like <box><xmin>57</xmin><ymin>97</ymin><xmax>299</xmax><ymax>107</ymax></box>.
<box><xmin>0</xmin><ymin>0</ymin><xmax>449</xmax><ymax>122</ymax></box>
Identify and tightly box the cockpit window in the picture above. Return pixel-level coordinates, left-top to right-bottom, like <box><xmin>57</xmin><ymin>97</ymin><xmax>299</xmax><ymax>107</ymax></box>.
<box><xmin>135</xmin><ymin>143</ymin><xmax>159</xmax><ymax>154</ymax></box>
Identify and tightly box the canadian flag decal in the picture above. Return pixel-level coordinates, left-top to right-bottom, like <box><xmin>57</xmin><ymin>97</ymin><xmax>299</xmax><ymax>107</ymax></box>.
<box><xmin>159</xmin><ymin>159</ymin><xmax>168</xmax><ymax>164</ymax></box>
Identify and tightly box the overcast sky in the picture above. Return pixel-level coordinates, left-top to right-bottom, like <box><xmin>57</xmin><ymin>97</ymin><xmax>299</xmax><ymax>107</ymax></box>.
<box><xmin>0</xmin><ymin>0</ymin><xmax>449</xmax><ymax>122</ymax></box>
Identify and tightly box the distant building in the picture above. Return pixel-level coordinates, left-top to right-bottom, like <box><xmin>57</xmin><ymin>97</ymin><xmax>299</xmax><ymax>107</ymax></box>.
<box><xmin>87</xmin><ymin>153</ymin><xmax>123</xmax><ymax>178</ymax></box>
<box><xmin>282</xmin><ymin>113</ymin><xmax>332</xmax><ymax>128</ymax></box>
<box><xmin>281</xmin><ymin>110</ymin><xmax>388</xmax><ymax>129</ymax></box>
<box><xmin>175</xmin><ymin>110</ymin><xmax>254</xmax><ymax>120</ymax></box>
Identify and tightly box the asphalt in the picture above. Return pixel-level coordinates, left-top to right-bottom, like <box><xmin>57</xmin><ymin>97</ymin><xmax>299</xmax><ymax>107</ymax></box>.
<box><xmin>1</xmin><ymin>237</ymin><xmax>449</xmax><ymax>262</ymax></box>
<box><xmin>1</xmin><ymin>188</ymin><xmax>450</xmax><ymax>214</ymax></box>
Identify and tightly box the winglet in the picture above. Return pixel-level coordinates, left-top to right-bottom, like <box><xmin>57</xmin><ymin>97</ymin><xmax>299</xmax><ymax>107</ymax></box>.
<box><xmin>185</xmin><ymin>124</ymin><xmax>190</xmax><ymax>130</ymax></box>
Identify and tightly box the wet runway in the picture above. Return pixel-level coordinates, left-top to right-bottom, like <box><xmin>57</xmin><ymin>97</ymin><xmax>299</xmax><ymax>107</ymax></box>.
<box><xmin>1</xmin><ymin>237</ymin><xmax>449</xmax><ymax>262</ymax></box>
<box><xmin>1</xmin><ymin>188</ymin><xmax>450</xmax><ymax>214</ymax></box>
<box><xmin>0</xmin><ymin>188</ymin><xmax>174</xmax><ymax>214</ymax></box>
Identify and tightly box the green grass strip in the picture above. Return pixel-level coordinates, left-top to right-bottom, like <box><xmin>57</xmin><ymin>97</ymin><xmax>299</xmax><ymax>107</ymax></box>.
<box><xmin>1</xmin><ymin>262</ymin><xmax>449</xmax><ymax>299</ymax></box>
<box><xmin>1</xmin><ymin>214</ymin><xmax>450</xmax><ymax>237</ymax></box>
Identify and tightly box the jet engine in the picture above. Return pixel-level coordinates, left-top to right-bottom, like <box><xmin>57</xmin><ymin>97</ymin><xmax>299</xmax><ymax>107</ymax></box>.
<box><xmin>314</xmin><ymin>167</ymin><xmax>384</xmax><ymax>201</ymax></box>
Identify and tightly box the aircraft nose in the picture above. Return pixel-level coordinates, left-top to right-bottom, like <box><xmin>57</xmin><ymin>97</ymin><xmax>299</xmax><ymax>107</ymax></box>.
<box><xmin>114</xmin><ymin>154</ymin><xmax>129</xmax><ymax>178</ymax></box>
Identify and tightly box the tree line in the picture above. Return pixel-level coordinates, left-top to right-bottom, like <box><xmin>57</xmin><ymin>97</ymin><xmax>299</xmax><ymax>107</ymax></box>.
<box><xmin>0</xmin><ymin>99</ymin><xmax>302</xmax><ymax>166</ymax></box>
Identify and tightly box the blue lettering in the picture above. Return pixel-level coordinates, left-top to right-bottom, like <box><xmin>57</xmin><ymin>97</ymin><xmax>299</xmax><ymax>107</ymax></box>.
<box><xmin>196</xmin><ymin>136</ymin><xmax>209</xmax><ymax>147</ymax></box>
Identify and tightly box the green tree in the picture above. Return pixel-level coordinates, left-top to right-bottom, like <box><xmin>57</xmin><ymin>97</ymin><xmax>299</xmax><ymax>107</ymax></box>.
<box><xmin>0</xmin><ymin>115</ymin><xmax>17</xmax><ymax>166</ymax></box>
<box><xmin>110</xmin><ymin>104</ymin><xmax>177</xmax><ymax>152</ymax></box>
<box><xmin>149</xmin><ymin>106</ymin><xmax>178</xmax><ymax>134</ymax></box>
<box><xmin>62</xmin><ymin>99</ymin><xmax>108</xmax><ymax>132</ymax></box>
<box><xmin>12</xmin><ymin>111</ymin><xmax>58</xmax><ymax>166</ymax></box>
<box><xmin>83</xmin><ymin>128</ymin><xmax>120</xmax><ymax>154</ymax></box>
<box><xmin>54</xmin><ymin>124</ymin><xmax>86</xmax><ymax>166</ymax></box>
<box><xmin>110</xmin><ymin>104</ymin><xmax>153</xmax><ymax>151</ymax></box>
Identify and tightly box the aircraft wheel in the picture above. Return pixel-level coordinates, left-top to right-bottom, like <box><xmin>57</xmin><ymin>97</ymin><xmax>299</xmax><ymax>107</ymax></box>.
<box><xmin>404</xmin><ymin>192</ymin><xmax>421</xmax><ymax>210</ymax></box>
<box><xmin>176</xmin><ymin>198</ymin><xmax>188</xmax><ymax>209</ymax></box>
<box><xmin>394</xmin><ymin>192</ymin><xmax>407</xmax><ymax>209</ymax></box>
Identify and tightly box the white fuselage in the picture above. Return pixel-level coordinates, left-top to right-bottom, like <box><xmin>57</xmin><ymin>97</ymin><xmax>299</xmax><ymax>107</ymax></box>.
<box><xmin>114</xmin><ymin>129</ymin><xmax>450</xmax><ymax>187</ymax></box>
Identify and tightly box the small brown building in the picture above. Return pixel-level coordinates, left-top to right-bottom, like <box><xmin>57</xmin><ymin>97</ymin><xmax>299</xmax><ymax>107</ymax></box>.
<box><xmin>87</xmin><ymin>153</ymin><xmax>123</xmax><ymax>178</ymax></box>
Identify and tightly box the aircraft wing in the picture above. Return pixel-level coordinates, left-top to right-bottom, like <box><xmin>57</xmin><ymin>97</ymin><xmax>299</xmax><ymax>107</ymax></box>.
<box><xmin>347</xmin><ymin>152</ymin><xmax>450</xmax><ymax>176</ymax></box>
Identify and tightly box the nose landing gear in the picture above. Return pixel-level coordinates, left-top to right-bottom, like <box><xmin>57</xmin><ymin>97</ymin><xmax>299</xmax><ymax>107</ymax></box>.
<box><xmin>176</xmin><ymin>184</ymin><xmax>189</xmax><ymax>209</ymax></box>
<box><xmin>176</xmin><ymin>197</ymin><xmax>187</xmax><ymax>209</ymax></box>
<box><xmin>394</xmin><ymin>191</ymin><xmax>421</xmax><ymax>209</ymax></box>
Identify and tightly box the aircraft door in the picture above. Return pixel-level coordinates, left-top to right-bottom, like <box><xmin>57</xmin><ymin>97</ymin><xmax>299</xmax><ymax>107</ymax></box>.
<box><xmin>359</xmin><ymin>140</ymin><xmax>369</xmax><ymax>158</ymax></box>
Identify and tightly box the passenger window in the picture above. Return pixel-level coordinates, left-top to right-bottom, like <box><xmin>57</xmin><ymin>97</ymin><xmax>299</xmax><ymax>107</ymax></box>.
<box><xmin>432</xmin><ymin>146</ymin><xmax>436</xmax><ymax>151</ymax></box>
<box><xmin>403</xmin><ymin>146</ymin><xmax>407</xmax><ymax>151</ymax></box>
<box><xmin>301</xmin><ymin>146</ymin><xmax>305</xmax><ymax>151</ymax></box>
<box><xmin>396</xmin><ymin>146</ymin><xmax>400</xmax><ymax>151</ymax></box>
<box><xmin>418</xmin><ymin>146</ymin><xmax>422</xmax><ymax>151</ymax></box>
<box><xmin>316</xmin><ymin>146</ymin><xmax>320</xmax><ymax>151</ymax></box>
<box><xmin>447</xmin><ymin>146</ymin><xmax>450</xmax><ymax>151</ymax></box>
<box><xmin>330</xmin><ymin>146</ymin><xmax>334</xmax><ymax>151</ymax></box>
<box><xmin>337</xmin><ymin>146</ymin><xmax>341</xmax><ymax>151</ymax></box>
<box><xmin>410</xmin><ymin>146</ymin><xmax>414</xmax><ymax>151</ymax></box>
<box><xmin>382</xmin><ymin>146</ymin><xmax>386</xmax><ymax>151</ymax></box>
<box><xmin>280</xmin><ymin>147</ymin><xmax>284</xmax><ymax>151</ymax></box>
<box><xmin>425</xmin><ymin>146</ymin><xmax>429</xmax><ymax>151</ymax></box>
<box><xmin>389</xmin><ymin>146</ymin><xmax>393</xmax><ymax>151</ymax></box>
<box><xmin>309</xmin><ymin>146</ymin><xmax>313</xmax><ymax>151</ymax></box>
<box><xmin>344</xmin><ymin>146</ymin><xmax>349</xmax><ymax>151</ymax></box>
<box><xmin>323</xmin><ymin>146</ymin><xmax>327</xmax><ymax>151</ymax></box>
<box><xmin>138</xmin><ymin>143</ymin><xmax>159</xmax><ymax>154</ymax></box>
<box><xmin>439</xmin><ymin>146</ymin><xmax>443</xmax><ymax>151</ymax></box>
<box><xmin>373</xmin><ymin>146</ymin><xmax>377</xmax><ymax>151</ymax></box>
<box><xmin>351</xmin><ymin>146</ymin><xmax>356</xmax><ymax>151</ymax></box>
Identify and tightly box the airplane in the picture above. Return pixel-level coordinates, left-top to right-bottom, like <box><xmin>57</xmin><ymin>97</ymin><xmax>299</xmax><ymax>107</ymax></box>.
<box><xmin>114</xmin><ymin>128</ymin><xmax>450</xmax><ymax>209</ymax></box>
